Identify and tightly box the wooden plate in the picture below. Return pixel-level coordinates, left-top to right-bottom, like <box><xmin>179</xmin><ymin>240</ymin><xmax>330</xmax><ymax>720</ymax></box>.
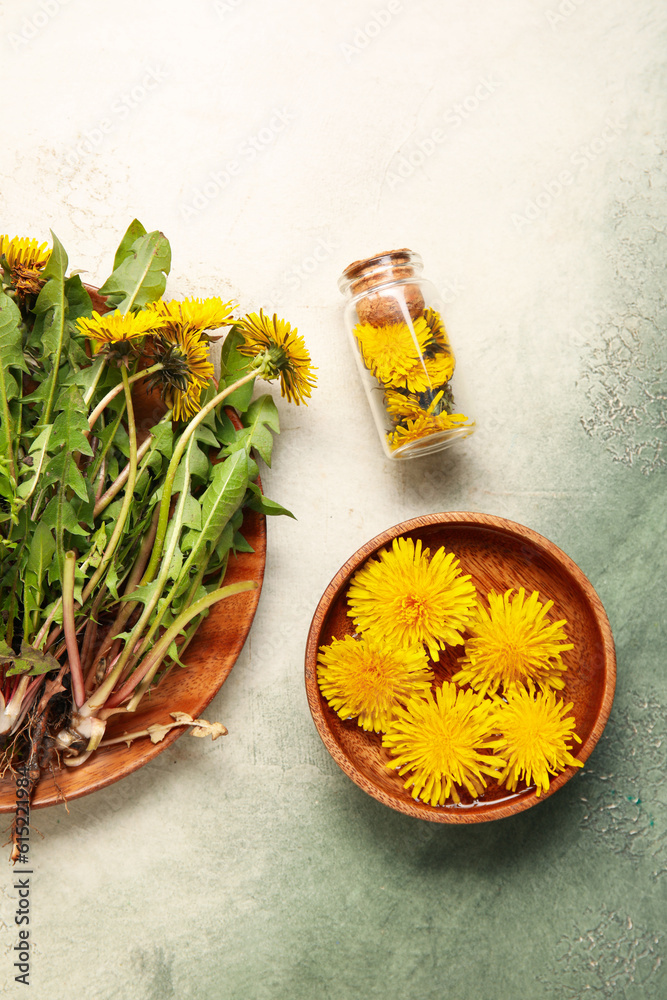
<box><xmin>305</xmin><ymin>512</ymin><xmax>616</xmax><ymax>823</ymax></box>
<box><xmin>0</xmin><ymin>285</ymin><xmax>266</xmax><ymax>811</ymax></box>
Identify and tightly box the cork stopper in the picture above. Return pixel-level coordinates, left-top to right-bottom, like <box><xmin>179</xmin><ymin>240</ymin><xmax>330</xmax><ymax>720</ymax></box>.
<box><xmin>339</xmin><ymin>249</ymin><xmax>425</xmax><ymax>325</ymax></box>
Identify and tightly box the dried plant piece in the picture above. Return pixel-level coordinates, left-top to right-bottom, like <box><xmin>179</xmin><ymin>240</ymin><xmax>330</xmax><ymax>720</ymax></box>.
<box><xmin>170</xmin><ymin>711</ymin><xmax>228</xmax><ymax>740</ymax></box>
<box><xmin>99</xmin><ymin>712</ymin><xmax>228</xmax><ymax>748</ymax></box>
<box><xmin>355</xmin><ymin>284</ymin><xmax>426</xmax><ymax>326</ymax></box>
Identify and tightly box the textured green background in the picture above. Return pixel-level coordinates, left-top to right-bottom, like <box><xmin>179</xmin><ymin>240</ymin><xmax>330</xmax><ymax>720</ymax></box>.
<box><xmin>1</xmin><ymin>0</ymin><xmax>666</xmax><ymax>997</ymax></box>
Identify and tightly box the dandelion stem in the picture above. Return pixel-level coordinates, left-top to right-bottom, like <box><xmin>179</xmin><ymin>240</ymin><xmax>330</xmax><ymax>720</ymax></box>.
<box><xmin>90</xmin><ymin>505</ymin><xmax>160</xmax><ymax>671</ymax></box>
<box><xmin>142</xmin><ymin>366</ymin><xmax>259</xmax><ymax>583</ymax></box>
<box><xmin>0</xmin><ymin>385</ymin><xmax>16</xmax><ymax>482</ymax></box>
<box><xmin>93</xmin><ymin>433</ymin><xmax>152</xmax><ymax>517</ymax></box>
<box><xmin>89</xmin><ymin>437</ymin><xmax>197</xmax><ymax>696</ymax></box>
<box><xmin>112</xmin><ymin>580</ymin><xmax>257</xmax><ymax>711</ymax></box>
<box><xmin>62</xmin><ymin>552</ymin><xmax>85</xmax><ymax>708</ymax></box>
<box><xmin>80</xmin><ymin>366</ymin><xmax>138</xmax><ymax>606</ymax></box>
<box><xmin>86</xmin><ymin>362</ymin><xmax>164</xmax><ymax>434</ymax></box>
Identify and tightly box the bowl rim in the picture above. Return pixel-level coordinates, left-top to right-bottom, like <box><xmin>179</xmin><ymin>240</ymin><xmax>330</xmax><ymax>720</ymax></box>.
<box><xmin>304</xmin><ymin>511</ymin><xmax>616</xmax><ymax>824</ymax></box>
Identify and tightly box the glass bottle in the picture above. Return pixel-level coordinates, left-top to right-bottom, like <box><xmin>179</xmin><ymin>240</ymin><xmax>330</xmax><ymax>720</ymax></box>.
<box><xmin>338</xmin><ymin>249</ymin><xmax>475</xmax><ymax>460</ymax></box>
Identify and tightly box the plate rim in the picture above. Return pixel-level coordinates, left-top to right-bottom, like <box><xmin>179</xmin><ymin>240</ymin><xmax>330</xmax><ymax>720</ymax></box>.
<box><xmin>304</xmin><ymin>511</ymin><xmax>616</xmax><ymax>824</ymax></box>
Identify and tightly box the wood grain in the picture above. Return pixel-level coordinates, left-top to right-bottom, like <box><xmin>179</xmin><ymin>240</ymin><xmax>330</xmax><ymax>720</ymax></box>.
<box><xmin>305</xmin><ymin>512</ymin><xmax>616</xmax><ymax>824</ymax></box>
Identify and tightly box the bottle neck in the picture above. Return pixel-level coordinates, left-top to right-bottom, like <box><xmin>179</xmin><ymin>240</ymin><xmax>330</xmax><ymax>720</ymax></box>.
<box><xmin>338</xmin><ymin>249</ymin><xmax>424</xmax><ymax>300</ymax></box>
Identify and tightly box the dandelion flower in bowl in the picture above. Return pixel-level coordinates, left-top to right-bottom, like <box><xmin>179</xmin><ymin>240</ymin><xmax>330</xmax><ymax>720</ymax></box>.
<box><xmin>316</xmin><ymin>634</ymin><xmax>433</xmax><ymax>733</ymax></box>
<box><xmin>382</xmin><ymin>682</ymin><xmax>505</xmax><ymax>806</ymax></box>
<box><xmin>347</xmin><ymin>536</ymin><xmax>477</xmax><ymax>659</ymax></box>
<box><xmin>453</xmin><ymin>588</ymin><xmax>573</xmax><ymax>697</ymax></box>
<box><xmin>491</xmin><ymin>683</ymin><xmax>583</xmax><ymax>797</ymax></box>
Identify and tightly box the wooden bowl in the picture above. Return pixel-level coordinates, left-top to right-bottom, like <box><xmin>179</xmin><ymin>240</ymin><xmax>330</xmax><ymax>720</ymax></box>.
<box><xmin>305</xmin><ymin>512</ymin><xmax>616</xmax><ymax>823</ymax></box>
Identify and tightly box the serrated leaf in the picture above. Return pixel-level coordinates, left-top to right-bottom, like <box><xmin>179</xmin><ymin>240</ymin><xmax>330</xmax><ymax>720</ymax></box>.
<box><xmin>61</xmin><ymin>352</ymin><xmax>106</xmax><ymax>397</ymax></box>
<box><xmin>23</xmin><ymin>522</ymin><xmax>56</xmax><ymax>632</ymax></box>
<box><xmin>213</xmin><ymin>522</ymin><xmax>234</xmax><ymax>561</ymax></box>
<box><xmin>194</xmin><ymin>424</ymin><xmax>221</xmax><ymax>450</ymax></box>
<box><xmin>51</xmin><ymin>384</ymin><xmax>94</xmax><ymax>456</ymax></box>
<box><xmin>167</xmin><ymin>544</ymin><xmax>183</xmax><ymax>582</ymax></box>
<box><xmin>172</xmin><ymin>441</ymin><xmax>208</xmax><ymax>490</ymax></box>
<box><xmin>177</xmin><ymin>450</ymin><xmax>248</xmax><ymax>573</ymax></box>
<box><xmin>149</xmin><ymin>418</ymin><xmax>174</xmax><ymax>459</ymax></box>
<box><xmin>42</xmin><ymin>493</ymin><xmax>90</xmax><ymax>538</ymax></box>
<box><xmin>34</xmin><ymin>232</ymin><xmax>68</xmax><ymax>360</ymax></box>
<box><xmin>219</xmin><ymin>327</ymin><xmax>256</xmax><ymax>412</ymax></box>
<box><xmin>166</xmin><ymin>638</ymin><xmax>190</xmax><ymax>669</ymax></box>
<box><xmin>181</xmin><ymin>494</ymin><xmax>201</xmax><ymax>532</ymax></box>
<box><xmin>214</xmin><ymin>409</ymin><xmax>238</xmax><ymax>445</ymax></box>
<box><xmin>120</xmin><ymin>579</ymin><xmax>162</xmax><ymax>607</ymax></box>
<box><xmin>1</xmin><ymin>641</ymin><xmax>60</xmax><ymax>677</ymax></box>
<box><xmin>64</xmin><ymin>274</ymin><xmax>93</xmax><ymax>323</ymax></box>
<box><xmin>0</xmin><ymin>287</ymin><xmax>29</xmax><ymax>394</ymax></box>
<box><xmin>42</xmin><ymin>449</ymin><xmax>89</xmax><ymax>501</ymax></box>
<box><xmin>66</xmin><ymin>338</ymin><xmax>91</xmax><ymax>371</ymax></box>
<box><xmin>244</xmin><ymin>485</ymin><xmax>295</xmax><ymax>519</ymax></box>
<box><xmin>226</xmin><ymin>393</ymin><xmax>280</xmax><ymax>466</ymax></box>
<box><xmin>0</xmin><ymin>287</ymin><xmax>29</xmax><ymax>477</ymax></box>
<box><xmin>98</xmin><ymin>228</ymin><xmax>171</xmax><ymax>312</ymax></box>
<box><xmin>111</xmin><ymin>219</ymin><xmax>147</xmax><ymax>271</ymax></box>
<box><xmin>232</xmin><ymin>530</ymin><xmax>255</xmax><ymax>553</ymax></box>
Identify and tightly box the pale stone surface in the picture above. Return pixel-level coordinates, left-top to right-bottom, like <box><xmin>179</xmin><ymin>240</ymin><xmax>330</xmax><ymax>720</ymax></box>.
<box><xmin>1</xmin><ymin>1</ymin><xmax>666</xmax><ymax>997</ymax></box>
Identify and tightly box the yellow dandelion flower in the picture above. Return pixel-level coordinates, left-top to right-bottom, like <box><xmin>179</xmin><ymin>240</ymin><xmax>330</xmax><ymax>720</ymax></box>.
<box><xmin>149</xmin><ymin>296</ymin><xmax>236</xmax><ymax>334</ymax></box>
<box><xmin>354</xmin><ymin>316</ymin><xmax>430</xmax><ymax>388</ymax></box>
<box><xmin>453</xmin><ymin>588</ymin><xmax>574</xmax><ymax>697</ymax></box>
<box><xmin>491</xmin><ymin>683</ymin><xmax>583</xmax><ymax>796</ymax></box>
<box><xmin>424</xmin><ymin>352</ymin><xmax>454</xmax><ymax>385</ymax></box>
<box><xmin>316</xmin><ymin>634</ymin><xmax>433</xmax><ymax>733</ymax></box>
<box><xmin>384</xmin><ymin>390</ymin><xmax>429</xmax><ymax>422</ymax></box>
<box><xmin>145</xmin><ymin>324</ymin><xmax>214</xmax><ymax>421</ymax></box>
<box><xmin>347</xmin><ymin>536</ymin><xmax>477</xmax><ymax>659</ymax></box>
<box><xmin>236</xmin><ymin>310</ymin><xmax>317</xmax><ymax>405</ymax></box>
<box><xmin>392</xmin><ymin>351</ymin><xmax>456</xmax><ymax>394</ymax></box>
<box><xmin>382</xmin><ymin>682</ymin><xmax>505</xmax><ymax>805</ymax></box>
<box><xmin>0</xmin><ymin>234</ymin><xmax>51</xmax><ymax>299</ymax></box>
<box><xmin>422</xmin><ymin>308</ymin><xmax>453</xmax><ymax>358</ymax></box>
<box><xmin>385</xmin><ymin>382</ymin><xmax>455</xmax><ymax>424</ymax></box>
<box><xmin>77</xmin><ymin>309</ymin><xmax>164</xmax><ymax>346</ymax></box>
<box><xmin>387</xmin><ymin>411</ymin><xmax>471</xmax><ymax>452</ymax></box>
<box><xmin>167</xmin><ymin>380</ymin><xmax>204</xmax><ymax>422</ymax></box>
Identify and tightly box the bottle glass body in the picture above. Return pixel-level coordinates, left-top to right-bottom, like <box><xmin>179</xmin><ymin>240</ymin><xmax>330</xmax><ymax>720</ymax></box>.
<box><xmin>338</xmin><ymin>250</ymin><xmax>475</xmax><ymax>460</ymax></box>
